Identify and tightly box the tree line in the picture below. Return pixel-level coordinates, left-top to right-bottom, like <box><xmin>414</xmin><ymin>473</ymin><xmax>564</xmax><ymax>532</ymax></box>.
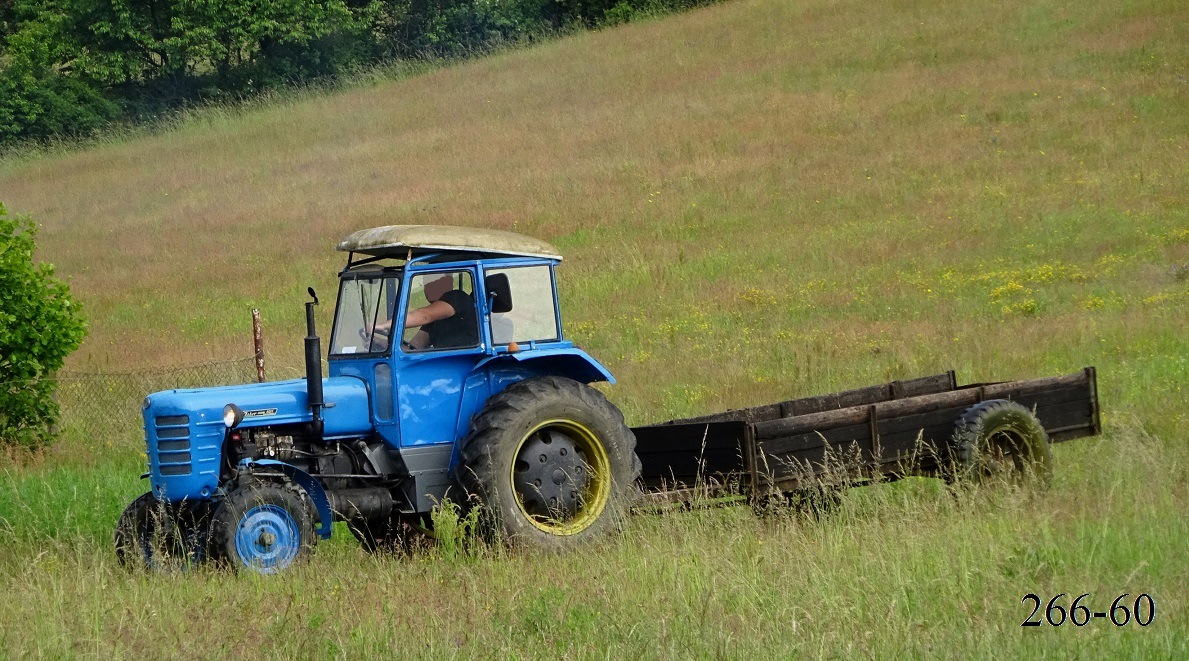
<box><xmin>0</xmin><ymin>0</ymin><xmax>711</xmax><ymax>146</ymax></box>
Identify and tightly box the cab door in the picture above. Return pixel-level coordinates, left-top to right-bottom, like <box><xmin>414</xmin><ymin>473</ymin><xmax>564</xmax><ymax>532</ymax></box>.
<box><xmin>394</xmin><ymin>267</ymin><xmax>488</xmax><ymax>447</ymax></box>
<box><xmin>326</xmin><ymin>269</ymin><xmax>402</xmax><ymax>446</ymax></box>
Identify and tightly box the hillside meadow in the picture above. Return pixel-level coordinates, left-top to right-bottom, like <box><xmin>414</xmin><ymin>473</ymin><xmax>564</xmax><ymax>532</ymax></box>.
<box><xmin>1</xmin><ymin>0</ymin><xmax>1186</xmax><ymax>657</ymax></box>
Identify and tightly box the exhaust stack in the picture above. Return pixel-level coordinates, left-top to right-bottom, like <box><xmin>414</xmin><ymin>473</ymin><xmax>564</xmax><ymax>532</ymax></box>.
<box><xmin>304</xmin><ymin>287</ymin><xmax>325</xmax><ymax>440</ymax></box>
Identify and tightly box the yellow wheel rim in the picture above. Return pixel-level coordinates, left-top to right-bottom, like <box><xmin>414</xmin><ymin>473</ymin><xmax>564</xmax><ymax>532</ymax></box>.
<box><xmin>509</xmin><ymin>419</ymin><xmax>611</xmax><ymax>536</ymax></box>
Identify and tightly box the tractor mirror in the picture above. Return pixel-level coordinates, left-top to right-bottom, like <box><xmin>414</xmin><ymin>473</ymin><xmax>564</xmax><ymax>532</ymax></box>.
<box><xmin>485</xmin><ymin>273</ymin><xmax>513</xmax><ymax>313</ymax></box>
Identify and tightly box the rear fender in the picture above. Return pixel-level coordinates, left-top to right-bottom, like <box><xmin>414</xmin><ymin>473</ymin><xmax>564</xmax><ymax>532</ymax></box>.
<box><xmin>450</xmin><ymin>347</ymin><xmax>616</xmax><ymax>474</ymax></box>
<box><xmin>477</xmin><ymin>347</ymin><xmax>615</xmax><ymax>385</ymax></box>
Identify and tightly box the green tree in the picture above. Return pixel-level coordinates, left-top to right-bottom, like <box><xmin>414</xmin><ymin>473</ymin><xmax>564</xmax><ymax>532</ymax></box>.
<box><xmin>0</xmin><ymin>203</ymin><xmax>87</xmax><ymax>449</ymax></box>
<box><xmin>377</xmin><ymin>0</ymin><xmax>550</xmax><ymax>58</ymax></box>
<box><xmin>0</xmin><ymin>12</ymin><xmax>118</xmax><ymax>144</ymax></box>
<box><xmin>64</xmin><ymin>0</ymin><xmax>362</xmax><ymax>89</ymax></box>
<box><xmin>1</xmin><ymin>1</ymin><xmax>371</xmax><ymax>142</ymax></box>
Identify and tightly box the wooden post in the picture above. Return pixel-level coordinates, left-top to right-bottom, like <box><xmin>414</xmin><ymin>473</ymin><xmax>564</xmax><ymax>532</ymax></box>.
<box><xmin>252</xmin><ymin>308</ymin><xmax>266</xmax><ymax>383</ymax></box>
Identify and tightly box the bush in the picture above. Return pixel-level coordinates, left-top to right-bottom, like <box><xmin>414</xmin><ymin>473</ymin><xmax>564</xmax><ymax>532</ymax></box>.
<box><xmin>0</xmin><ymin>203</ymin><xmax>87</xmax><ymax>449</ymax></box>
<box><xmin>374</xmin><ymin>0</ymin><xmax>552</xmax><ymax>59</ymax></box>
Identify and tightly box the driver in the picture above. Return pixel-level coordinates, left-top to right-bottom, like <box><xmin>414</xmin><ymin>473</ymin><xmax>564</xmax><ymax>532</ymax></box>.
<box><xmin>367</xmin><ymin>275</ymin><xmax>476</xmax><ymax>351</ymax></box>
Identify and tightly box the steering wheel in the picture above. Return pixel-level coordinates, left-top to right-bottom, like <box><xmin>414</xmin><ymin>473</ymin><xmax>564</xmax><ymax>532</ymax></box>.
<box><xmin>359</xmin><ymin>325</ymin><xmax>392</xmax><ymax>352</ymax></box>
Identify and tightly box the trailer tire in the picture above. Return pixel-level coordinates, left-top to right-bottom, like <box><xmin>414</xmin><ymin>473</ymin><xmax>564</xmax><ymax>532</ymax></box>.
<box><xmin>210</xmin><ymin>481</ymin><xmax>315</xmax><ymax>574</ymax></box>
<box><xmin>459</xmin><ymin>376</ymin><xmax>641</xmax><ymax>550</ymax></box>
<box><xmin>951</xmin><ymin>400</ymin><xmax>1052</xmax><ymax>485</ymax></box>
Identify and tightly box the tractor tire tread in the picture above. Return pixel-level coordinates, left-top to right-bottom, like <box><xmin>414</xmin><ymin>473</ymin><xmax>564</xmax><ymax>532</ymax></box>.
<box><xmin>458</xmin><ymin>376</ymin><xmax>640</xmax><ymax>549</ymax></box>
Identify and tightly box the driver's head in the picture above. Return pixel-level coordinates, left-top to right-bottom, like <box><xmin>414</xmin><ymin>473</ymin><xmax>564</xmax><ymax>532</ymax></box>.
<box><xmin>424</xmin><ymin>275</ymin><xmax>453</xmax><ymax>303</ymax></box>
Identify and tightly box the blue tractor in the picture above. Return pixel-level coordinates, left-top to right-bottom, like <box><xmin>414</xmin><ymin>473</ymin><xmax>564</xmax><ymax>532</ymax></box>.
<box><xmin>116</xmin><ymin>225</ymin><xmax>641</xmax><ymax>573</ymax></box>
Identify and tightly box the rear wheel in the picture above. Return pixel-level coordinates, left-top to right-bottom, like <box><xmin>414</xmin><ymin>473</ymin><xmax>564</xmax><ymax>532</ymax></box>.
<box><xmin>210</xmin><ymin>481</ymin><xmax>315</xmax><ymax>574</ymax></box>
<box><xmin>459</xmin><ymin>376</ymin><xmax>641</xmax><ymax>550</ymax></box>
<box><xmin>951</xmin><ymin>400</ymin><xmax>1052</xmax><ymax>485</ymax></box>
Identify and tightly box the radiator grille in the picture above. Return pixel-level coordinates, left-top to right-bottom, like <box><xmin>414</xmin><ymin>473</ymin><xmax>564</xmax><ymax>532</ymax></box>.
<box><xmin>155</xmin><ymin>415</ymin><xmax>192</xmax><ymax>476</ymax></box>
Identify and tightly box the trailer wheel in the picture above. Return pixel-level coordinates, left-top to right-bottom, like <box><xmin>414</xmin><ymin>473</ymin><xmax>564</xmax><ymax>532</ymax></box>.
<box><xmin>210</xmin><ymin>481</ymin><xmax>315</xmax><ymax>574</ymax></box>
<box><xmin>951</xmin><ymin>400</ymin><xmax>1052</xmax><ymax>484</ymax></box>
<box><xmin>459</xmin><ymin>376</ymin><xmax>641</xmax><ymax>550</ymax></box>
<box><xmin>114</xmin><ymin>492</ymin><xmax>211</xmax><ymax>570</ymax></box>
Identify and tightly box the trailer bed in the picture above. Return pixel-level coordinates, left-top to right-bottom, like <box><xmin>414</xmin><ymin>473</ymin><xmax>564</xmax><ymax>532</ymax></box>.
<box><xmin>632</xmin><ymin>367</ymin><xmax>1100</xmax><ymax>503</ymax></box>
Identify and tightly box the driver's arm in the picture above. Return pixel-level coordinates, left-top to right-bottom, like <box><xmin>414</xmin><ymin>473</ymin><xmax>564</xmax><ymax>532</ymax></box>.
<box><xmin>404</xmin><ymin>300</ymin><xmax>455</xmax><ymax>328</ymax></box>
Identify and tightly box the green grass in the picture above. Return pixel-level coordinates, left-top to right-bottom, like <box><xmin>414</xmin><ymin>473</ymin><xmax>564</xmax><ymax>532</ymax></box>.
<box><xmin>2</xmin><ymin>431</ymin><xmax>1184</xmax><ymax>657</ymax></box>
<box><xmin>0</xmin><ymin>0</ymin><xmax>1186</xmax><ymax>656</ymax></box>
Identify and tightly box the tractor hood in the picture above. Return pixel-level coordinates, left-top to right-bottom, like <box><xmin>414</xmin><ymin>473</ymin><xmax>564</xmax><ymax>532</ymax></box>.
<box><xmin>145</xmin><ymin>376</ymin><xmax>372</xmax><ymax>437</ymax></box>
<box><xmin>141</xmin><ymin>376</ymin><xmax>372</xmax><ymax>501</ymax></box>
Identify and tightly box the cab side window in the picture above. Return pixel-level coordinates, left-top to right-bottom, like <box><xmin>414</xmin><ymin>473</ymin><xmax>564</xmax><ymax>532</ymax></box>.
<box><xmin>330</xmin><ymin>275</ymin><xmax>398</xmax><ymax>355</ymax></box>
<box><xmin>486</xmin><ymin>266</ymin><xmax>559</xmax><ymax>344</ymax></box>
<box><xmin>403</xmin><ymin>271</ymin><xmax>479</xmax><ymax>351</ymax></box>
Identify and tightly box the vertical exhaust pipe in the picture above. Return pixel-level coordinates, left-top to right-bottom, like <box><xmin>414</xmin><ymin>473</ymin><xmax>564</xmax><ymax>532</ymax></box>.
<box><xmin>305</xmin><ymin>287</ymin><xmax>325</xmax><ymax>440</ymax></box>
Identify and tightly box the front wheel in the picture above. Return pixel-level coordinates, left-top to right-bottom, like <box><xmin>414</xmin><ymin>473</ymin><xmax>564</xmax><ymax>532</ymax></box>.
<box><xmin>114</xmin><ymin>492</ymin><xmax>211</xmax><ymax>571</ymax></box>
<box><xmin>210</xmin><ymin>481</ymin><xmax>315</xmax><ymax>574</ymax></box>
<box><xmin>459</xmin><ymin>376</ymin><xmax>641</xmax><ymax>550</ymax></box>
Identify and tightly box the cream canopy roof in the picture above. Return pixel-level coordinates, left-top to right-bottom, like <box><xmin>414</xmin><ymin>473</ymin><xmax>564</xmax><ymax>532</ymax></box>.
<box><xmin>336</xmin><ymin>225</ymin><xmax>562</xmax><ymax>260</ymax></box>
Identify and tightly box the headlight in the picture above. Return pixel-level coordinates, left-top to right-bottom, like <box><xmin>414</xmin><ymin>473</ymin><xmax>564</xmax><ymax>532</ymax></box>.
<box><xmin>223</xmin><ymin>403</ymin><xmax>245</xmax><ymax>428</ymax></box>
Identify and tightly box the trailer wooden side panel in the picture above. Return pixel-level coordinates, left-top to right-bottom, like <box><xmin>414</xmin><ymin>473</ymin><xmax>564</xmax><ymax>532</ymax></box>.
<box><xmin>632</xmin><ymin>421</ymin><xmax>748</xmax><ymax>491</ymax></box>
<box><xmin>663</xmin><ymin>372</ymin><xmax>957</xmax><ymax>426</ymax></box>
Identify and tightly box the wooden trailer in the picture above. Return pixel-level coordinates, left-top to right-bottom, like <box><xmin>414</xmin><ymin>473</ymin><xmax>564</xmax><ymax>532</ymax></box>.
<box><xmin>632</xmin><ymin>368</ymin><xmax>1100</xmax><ymax>504</ymax></box>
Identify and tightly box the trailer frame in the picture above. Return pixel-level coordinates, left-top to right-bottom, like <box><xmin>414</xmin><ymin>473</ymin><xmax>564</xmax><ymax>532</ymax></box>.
<box><xmin>632</xmin><ymin>367</ymin><xmax>1100</xmax><ymax>505</ymax></box>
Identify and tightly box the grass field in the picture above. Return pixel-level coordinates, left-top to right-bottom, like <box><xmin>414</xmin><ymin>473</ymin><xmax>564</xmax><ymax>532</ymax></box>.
<box><xmin>1</xmin><ymin>0</ymin><xmax>1187</xmax><ymax>656</ymax></box>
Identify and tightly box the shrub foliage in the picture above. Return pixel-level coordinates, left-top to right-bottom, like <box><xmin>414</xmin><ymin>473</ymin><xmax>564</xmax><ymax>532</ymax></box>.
<box><xmin>0</xmin><ymin>203</ymin><xmax>87</xmax><ymax>449</ymax></box>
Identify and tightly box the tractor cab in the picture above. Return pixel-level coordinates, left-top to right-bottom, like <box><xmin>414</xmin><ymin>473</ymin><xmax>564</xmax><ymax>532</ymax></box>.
<box><xmin>324</xmin><ymin>225</ymin><xmax>610</xmax><ymax>451</ymax></box>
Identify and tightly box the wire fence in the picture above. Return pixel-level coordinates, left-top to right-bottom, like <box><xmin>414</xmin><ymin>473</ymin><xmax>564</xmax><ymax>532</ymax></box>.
<box><xmin>29</xmin><ymin>358</ymin><xmax>307</xmax><ymax>447</ymax></box>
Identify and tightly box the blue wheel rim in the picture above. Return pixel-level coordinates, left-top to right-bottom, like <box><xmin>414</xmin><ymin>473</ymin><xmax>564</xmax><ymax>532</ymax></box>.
<box><xmin>233</xmin><ymin>504</ymin><xmax>300</xmax><ymax>574</ymax></box>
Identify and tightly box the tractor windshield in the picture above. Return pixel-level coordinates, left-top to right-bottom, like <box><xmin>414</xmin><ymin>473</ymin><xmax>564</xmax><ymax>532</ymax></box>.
<box><xmin>330</xmin><ymin>272</ymin><xmax>400</xmax><ymax>355</ymax></box>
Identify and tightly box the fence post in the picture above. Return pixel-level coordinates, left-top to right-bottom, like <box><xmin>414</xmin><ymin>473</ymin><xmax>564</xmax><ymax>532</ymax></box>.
<box><xmin>252</xmin><ymin>309</ymin><xmax>266</xmax><ymax>383</ymax></box>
